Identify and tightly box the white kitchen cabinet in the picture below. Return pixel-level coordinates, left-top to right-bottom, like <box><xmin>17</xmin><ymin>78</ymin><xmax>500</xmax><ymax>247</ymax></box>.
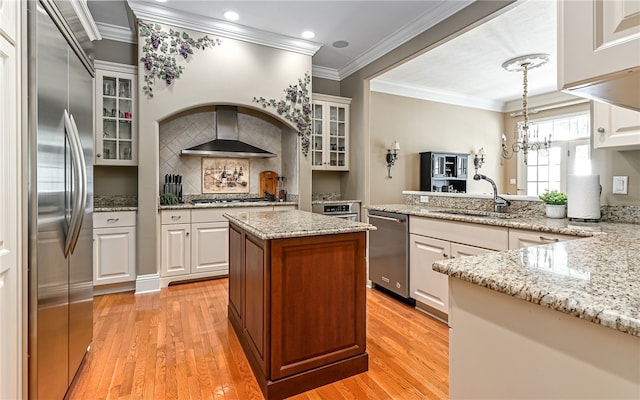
<box><xmin>410</xmin><ymin>234</ymin><xmax>449</xmax><ymax>315</ymax></box>
<box><xmin>0</xmin><ymin>18</ymin><xmax>20</xmax><ymax>400</ymax></box>
<box><xmin>94</xmin><ymin>61</ymin><xmax>137</xmax><ymax>165</ymax></box>
<box><xmin>93</xmin><ymin>211</ymin><xmax>137</xmax><ymax>286</ymax></box>
<box><xmin>161</xmin><ymin>223</ymin><xmax>191</xmax><ymax>277</ymax></box>
<box><xmin>508</xmin><ymin>228</ymin><xmax>576</xmax><ymax>249</ymax></box>
<box><xmin>409</xmin><ymin>216</ymin><xmax>506</xmax><ymax>317</ymax></box>
<box><xmin>592</xmin><ymin>101</ymin><xmax>640</xmax><ymax>150</ymax></box>
<box><xmin>311</xmin><ymin>94</ymin><xmax>351</xmax><ymax>171</ymax></box>
<box><xmin>160</xmin><ymin>206</ymin><xmax>273</xmax><ymax>286</ymax></box>
<box><xmin>410</xmin><ymin>234</ymin><xmax>493</xmax><ymax>316</ymax></box>
<box><xmin>558</xmin><ymin>0</ymin><xmax>640</xmax><ymax>108</ymax></box>
<box><xmin>191</xmin><ymin>222</ymin><xmax>228</xmax><ymax>274</ymax></box>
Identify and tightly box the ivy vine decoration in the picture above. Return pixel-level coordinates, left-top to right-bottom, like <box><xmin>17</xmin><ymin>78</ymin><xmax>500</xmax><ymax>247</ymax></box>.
<box><xmin>138</xmin><ymin>21</ymin><xmax>221</xmax><ymax>98</ymax></box>
<box><xmin>253</xmin><ymin>73</ymin><xmax>312</xmax><ymax>156</ymax></box>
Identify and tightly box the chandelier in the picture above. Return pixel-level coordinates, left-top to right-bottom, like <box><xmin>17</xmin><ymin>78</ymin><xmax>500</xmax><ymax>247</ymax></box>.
<box><xmin>501</xmin><ymin>53</ymin><xmax>551</xmax><ymax>165</ymax></box>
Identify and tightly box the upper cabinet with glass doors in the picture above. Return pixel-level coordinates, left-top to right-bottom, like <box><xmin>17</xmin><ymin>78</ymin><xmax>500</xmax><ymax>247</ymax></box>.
<box><xmin>95</xmin><ymin>61</ymin><xmax>138</xmax><ymax>165</ymax></box>
<box><xmin>311</xmin><ymin>94</ymin><xmax>351</xmax><ymax>171</ymax></box>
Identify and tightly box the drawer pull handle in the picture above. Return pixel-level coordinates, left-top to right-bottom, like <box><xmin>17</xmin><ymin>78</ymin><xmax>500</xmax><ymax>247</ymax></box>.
<box><xmin>107</xmin><ymin>218</ymin><xmax>119</xmax><ymax>223</ymax></box>
<box><xmin>171</xmin><ymin>215</ymin><xmax>181</xmax><ymax>220</ymax></box>
<box><xmin>539</xmin><ymin>236</ymin><xmax>559</xmax><ymax>242</ymax></box>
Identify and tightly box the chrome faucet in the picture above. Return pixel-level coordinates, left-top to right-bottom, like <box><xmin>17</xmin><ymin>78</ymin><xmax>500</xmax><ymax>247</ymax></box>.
<box><xmin>473</xmin><ymin>173</ymin><xmax>511</xmax><ymax>213</ymax></box>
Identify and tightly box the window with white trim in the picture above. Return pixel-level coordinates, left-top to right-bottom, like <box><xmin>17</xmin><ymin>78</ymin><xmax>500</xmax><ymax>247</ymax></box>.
<box><xmin>517</xmin><ymin>112</ymin><xmax>591</xmax><ymax>196</ymax></box>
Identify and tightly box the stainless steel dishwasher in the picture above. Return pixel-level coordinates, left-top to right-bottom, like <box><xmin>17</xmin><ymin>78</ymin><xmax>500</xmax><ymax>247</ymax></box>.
<box><xmin>368</xmin><ymin>210</ymin><xmax>411</xmax><ymax>300</ymax></box>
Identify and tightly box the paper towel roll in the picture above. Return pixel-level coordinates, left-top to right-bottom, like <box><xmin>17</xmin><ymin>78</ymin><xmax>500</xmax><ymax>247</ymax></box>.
<box><xmin>567</xmin><ymin>174</ymin><xmax>601</xmax><ymax>221</ymax></box>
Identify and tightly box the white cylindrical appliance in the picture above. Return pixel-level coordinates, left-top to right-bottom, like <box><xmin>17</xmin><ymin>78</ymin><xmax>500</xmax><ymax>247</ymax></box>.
<box><xmin>567</xmin><ymin>174</ymin><xmax>601</xmax><ymax>221</ymax></box>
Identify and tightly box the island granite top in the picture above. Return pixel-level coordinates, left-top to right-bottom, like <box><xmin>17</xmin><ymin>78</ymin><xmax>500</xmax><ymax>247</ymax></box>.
<box><xmin>367</xmin><ymin>204</ymin><xmax>640</xmax><ymax>337</ymax></box>
<box><xmin>224</xmin><ymin>209</ymin><xmax>376</xmax><ymax>240</ymax></box>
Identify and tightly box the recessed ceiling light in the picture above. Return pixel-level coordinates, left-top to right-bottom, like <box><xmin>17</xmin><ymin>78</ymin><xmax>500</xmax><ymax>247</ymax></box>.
<box><xmin>224</xmin><ymin>11</ymin><xmax>239</xmax><ymax>21</ymax></box>
<box><xmin>301</xmin><ymin>31</ymin><xmax>315</xmax><ymax>39</ymax></box>
<box><xmin>332</xmin><ymin>40</ymin><xmax>349</xmax><ymax>48</ymax></box>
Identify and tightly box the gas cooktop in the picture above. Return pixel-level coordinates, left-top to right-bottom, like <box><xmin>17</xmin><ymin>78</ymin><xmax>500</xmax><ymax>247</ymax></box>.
<box><xmin>190</xmin><ymin>197</ymin><xmax>272</xmax><ymax>205</ymax></box>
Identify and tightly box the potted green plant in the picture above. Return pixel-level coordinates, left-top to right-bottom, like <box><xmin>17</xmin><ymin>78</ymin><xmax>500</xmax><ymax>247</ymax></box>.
<box><xmin>539</xmin><ymin>190</ymin><xmax>568</xmax><ymax>218</ymax></box>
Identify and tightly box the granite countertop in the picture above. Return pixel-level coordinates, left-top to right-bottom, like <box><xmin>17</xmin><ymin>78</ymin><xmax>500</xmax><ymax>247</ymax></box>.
<box><xmin>224</xmin><ymin>209</ymin><xmax>376</xmax><ymax>240</ymax></box>
<box><xmin>367</xmin><ymin>204</ymin><xmax>640</xmax><ymax>337</ymax></box>
<box><xmin>311</xmin><ymin>199</ymin><xmax>362</xmax><ymax>205</ymax></box>
<box><xmin>159</xmin><ymin>200</ymin><xmax>297</xmax><ymax>210</ymax></box>
<box><xmin>95</xmin><ymin>206</ymin><xmax>138</xmax><ymax>212</ymax></box>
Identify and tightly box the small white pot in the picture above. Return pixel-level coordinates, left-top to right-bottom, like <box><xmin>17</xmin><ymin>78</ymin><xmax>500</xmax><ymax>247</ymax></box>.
<box><xmin>545</xmin><ymin>204</ymin><xmax>566</xmax><ymax>219</ymax></box>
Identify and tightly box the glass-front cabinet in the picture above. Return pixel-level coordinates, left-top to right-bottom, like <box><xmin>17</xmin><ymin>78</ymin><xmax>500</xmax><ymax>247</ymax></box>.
<box><xmin>95</xmin><ymin>61</ymin><xmax>137</xmax><ymax>165</ymax></box>
<box><xmin>311</xmin><ymin>94</ymin><xmax>351</xmax><ymax>171</ymax></box>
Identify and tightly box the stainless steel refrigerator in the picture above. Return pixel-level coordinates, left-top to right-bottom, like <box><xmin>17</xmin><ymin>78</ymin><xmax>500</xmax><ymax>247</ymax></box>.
<box><xmin>27</xmin><ymin>1</ymin><xmax>94</xmax><ymax>398</ymax></box>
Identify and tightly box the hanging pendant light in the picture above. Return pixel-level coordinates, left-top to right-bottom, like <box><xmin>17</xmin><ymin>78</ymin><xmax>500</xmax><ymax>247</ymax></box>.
<box><xmin>501</xmin><ymin>53</ymin><xmax>551</xmax><ymax>165</ymax></box>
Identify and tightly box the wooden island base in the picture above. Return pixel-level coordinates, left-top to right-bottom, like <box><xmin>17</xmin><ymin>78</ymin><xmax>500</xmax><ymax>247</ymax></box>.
<box><xmin>228</xmin><ymin>220</ymin><xmax>369</xmax><ymax>400</ymax></box>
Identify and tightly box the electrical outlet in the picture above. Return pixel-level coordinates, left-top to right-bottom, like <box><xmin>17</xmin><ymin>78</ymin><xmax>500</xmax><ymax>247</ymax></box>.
<box><xmin>420</xmin><ymin>195</ymin><xmax>429</xmax><ymax>203</ymax></box>
<box><xmin>612</xmin><ymin>176</ymin><xmax>628</xmax><ymax>194</ymax></box>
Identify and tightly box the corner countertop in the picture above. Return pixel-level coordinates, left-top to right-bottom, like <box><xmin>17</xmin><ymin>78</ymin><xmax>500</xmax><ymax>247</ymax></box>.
<box><xmin>224</xmin><ymin>210</ymin><xmax>376</xmax><ymax>240</ymax></box>
<box><xmin>159</xmin><ymin>201</ymin><xmax>297</xmax><ymax>210</ymax></box>
<box><xmin>311</xmin><ymin>199</ymin><xmax>362</xmax><ymax>205</ymax></box>
<box><xmin>367</xmin><ymin>204</ymin><xmax>640</xmax><ymax>337</ymax></box>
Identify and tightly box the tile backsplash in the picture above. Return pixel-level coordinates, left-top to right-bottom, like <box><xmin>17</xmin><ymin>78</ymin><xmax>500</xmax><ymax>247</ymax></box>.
<box><xmin>159</xmin><ymin>107</ymin><xmax>296</xmax><ymax>197</ymax></box>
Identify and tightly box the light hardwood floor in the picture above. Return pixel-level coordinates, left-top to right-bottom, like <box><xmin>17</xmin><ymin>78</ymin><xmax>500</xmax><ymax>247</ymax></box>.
<box><xmin>67</xmin><ymin>278</ymin><xmax>448</xmax><ymax>399</ymax></box>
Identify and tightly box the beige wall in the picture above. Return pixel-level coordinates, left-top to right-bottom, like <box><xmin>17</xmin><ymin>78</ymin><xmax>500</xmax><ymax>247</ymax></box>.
<box><xmin>312</xmin><ymin>170</ymin><xmax>343</xmax><ymax>195</ymax></box>
<box><xmin>136</xmin><ymin>21</ymin><xmax>312</xmax><ymax>276</ymax></box>
<box><xmin>94</xmin><ymin>166</ymin><xmax>138</xmax><ymax>196</ymax></box>
<box><xmin>370</xmin><ymin>92</ymin><xmax>504</xmax><ymax>204</ymax></box>
<box><xmin>312</xmin><ymin>77</ymin><xmax>340</xmax><ymax>96</ymax></box>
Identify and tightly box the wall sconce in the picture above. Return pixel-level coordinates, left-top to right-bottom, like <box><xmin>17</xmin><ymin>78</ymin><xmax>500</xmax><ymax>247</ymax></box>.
<box><xmin>473</xmin><ymin>147</ymin><xmax>486</xmax><ymax>173</ymax></box>
<box><xmin>386</xmin><ymin>141</ymin><xmax>400</xmax><ymax>178</ymax></box>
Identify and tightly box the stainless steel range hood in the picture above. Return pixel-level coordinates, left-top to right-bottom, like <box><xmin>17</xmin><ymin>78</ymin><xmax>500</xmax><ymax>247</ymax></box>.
<box><xmin>181</xmin><ymin>106</ymin><xmax>277</xmax><ymax>158</ymax></box>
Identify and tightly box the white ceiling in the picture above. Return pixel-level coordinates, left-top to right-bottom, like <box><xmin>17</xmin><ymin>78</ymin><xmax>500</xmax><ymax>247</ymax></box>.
<box><xmin>87</xmin><ymin>0</ymin><xmax>564</xmax><ymax>111</ymax></box>
<box><xmin>372</xmin><ymin>0</ymin><xmax>559</xmax><ymax>111</ymax></box>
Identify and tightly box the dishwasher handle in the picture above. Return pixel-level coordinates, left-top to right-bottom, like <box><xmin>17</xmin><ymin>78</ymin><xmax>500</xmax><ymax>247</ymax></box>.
<box><xmin>369</xmin><ymin>214</ymin><xmax>404</xmax><ymax>223</ymax></box>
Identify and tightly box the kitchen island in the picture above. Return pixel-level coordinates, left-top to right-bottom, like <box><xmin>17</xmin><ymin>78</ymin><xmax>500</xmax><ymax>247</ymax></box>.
<box><xmin>224</xmin><ymin>210</ymin><xmax>375</xmax><ymax>400</ymax></box>
<box><xmin>368</xmin><ymin>203</ymin><xmax>640</xmax><ymax>398</ymax></box>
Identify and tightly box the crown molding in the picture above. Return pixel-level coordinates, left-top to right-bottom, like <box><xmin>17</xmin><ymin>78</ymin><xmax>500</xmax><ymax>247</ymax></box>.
<box><xmin>503</xmin><ymin>91</ymin><xmax>589</xmax><ymax>113</ymax></box>
<box><xmin>337</xmin><ymin>0</ymin><xmax>474</xmax><ymax>79</ymax></box>
<box><xmin>128</xmin><ymin>2</ymin><xmax>321</xmax><ymax>56</ymax></box>
<box><xmin>371</xmin><ymin>79</ymin><xmax>504</xmax><ymax>112</ymax></box>
<box><xmin>312</xmin><ymin>65</ymin><xmax>340</xmax><ymax>81</ymax></box>
<box><xmin>96</xmin><ymin>22</ymin><xmax>137</xmax><ymax>44</ymax></box>
<box><xmin>70</xmin><ymin>0</ymin><xmax>102</xmax><ymax>41</ymax></box>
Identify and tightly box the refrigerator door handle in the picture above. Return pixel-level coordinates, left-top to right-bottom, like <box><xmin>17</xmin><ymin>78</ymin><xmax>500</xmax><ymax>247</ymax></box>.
<box><xmin>63</xmin><ymin>110</ymin><xmax>87</xmax><ymax>257</ymax></box>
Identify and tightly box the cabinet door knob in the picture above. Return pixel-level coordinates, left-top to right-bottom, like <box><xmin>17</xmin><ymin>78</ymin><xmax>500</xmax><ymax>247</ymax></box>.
<box><xmin>597</xmin><ymin>127</ymin><xmax>605</xmax><ymax>133</ymax></box>
<box><xmin>186</xmin><ymin>232</ymin><xmax>189</xmax><ymax>237</ymax></box>
<box><xmin>96</xmin><ymin>153</ymin><xmax>101</xmax><ymax>158</ymax></box>
<box><xmin>443</xmin><ymin>253</ymin><xmax>448</xmax><ymax>258</ymax></box>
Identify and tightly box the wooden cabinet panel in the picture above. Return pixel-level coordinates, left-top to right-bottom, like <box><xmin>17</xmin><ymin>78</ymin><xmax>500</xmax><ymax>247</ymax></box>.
<box><xmin>160</xmin><ymin>224</ymin><xmax>190</xmax><ymax>276</ymax></box>
<box><xmin>190</xmin><ymin>222</ymin><xmax>228</xmax><ymax>274</ymax></box>
<box><xmin>228</xmin><ymin>224</ymin><xmax>243</xmax><ymax>325</ymax></box>
<box><xmin>93</xmin><ymin>226</ymin><xmax>136</xmax><ymax>285</ymax></box>
<box><xmin>410</xmin><ymin>216</ymin><xmax>508</xmax><ymax>251</ymax></box>
<box><xmin>244</xmin><ymin>234</ymin><xmax>268</xmax><ymax>375</ymax></box>
<box><xmin>508</xmin><ymin>229</ymin><xmax>576</xmax><ymax>249</ymax></box>
<box><xmin>410</xmin><ymin>234</ymin><xmax>449</xmax><ymax>314</ymax></box>
<box><xmin>270</xmin><ymin>233</ymin><xmax>366</xmax><ymax>380</ymax></box>
<box><xmin>592</xmin><ymin>101</ymin><xmax>640</xmax><ymax>150</ymax></box>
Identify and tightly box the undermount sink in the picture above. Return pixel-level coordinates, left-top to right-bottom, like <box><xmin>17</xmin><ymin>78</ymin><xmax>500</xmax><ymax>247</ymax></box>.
<box><xmin>431</xmin><ymin>209</ymin><xmax>514</xmax><ymax>219</ymax></box>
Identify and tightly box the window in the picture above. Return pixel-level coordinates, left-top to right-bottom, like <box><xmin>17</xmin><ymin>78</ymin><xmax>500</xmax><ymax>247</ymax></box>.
<box><xmin>517</xmin><ymin>112</ymin><xmax>591</xmax><ymax>196</ymax></box>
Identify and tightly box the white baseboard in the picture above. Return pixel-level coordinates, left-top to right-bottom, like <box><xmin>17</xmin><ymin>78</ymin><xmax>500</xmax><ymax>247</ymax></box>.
<box><xmin>135</xmin><ymin>273</ymin><xmax>160</xmax><ymax>294</ymax></box>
